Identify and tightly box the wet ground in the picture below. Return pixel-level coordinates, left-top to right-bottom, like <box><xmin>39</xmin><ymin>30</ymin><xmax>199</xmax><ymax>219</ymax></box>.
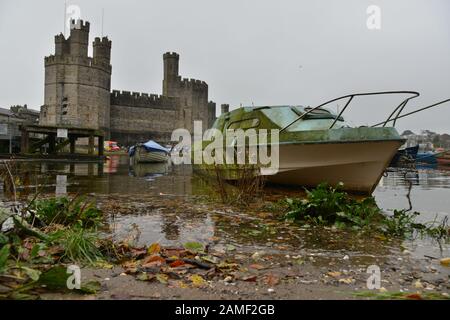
<box><xmin>1</xmin><ymin>156</ymin><xmax>449</xmax><ymax>299</ymax></box>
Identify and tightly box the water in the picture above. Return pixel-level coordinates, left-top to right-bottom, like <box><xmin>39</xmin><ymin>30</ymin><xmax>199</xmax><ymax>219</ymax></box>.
<box><xmin>1</xmin><ymin>155</ymin><xmax>449</xmax><ymax>266</ymax></box>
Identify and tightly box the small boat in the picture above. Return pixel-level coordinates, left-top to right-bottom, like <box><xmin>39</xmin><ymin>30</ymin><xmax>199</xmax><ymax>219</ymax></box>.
<box><xmin>416</xmin><ymin>151</ymin><xmax>437</xmax><ymax>165</ymax></box>
<box><xmin>435</xmin><ymin>148</ymin><xmax>450</xmax><ymax>166</ymax></box>
<box><xmin>389</xmin><ymin>145</ymin><xmax>419</xmax><ymax>167</ymax></box>
<box><xmin>193</xmin><ymin>91</ymin><xmax>414</xmax><ymax>194</ymax></box>
<box><xmin>129</xmin><ymin>140</ymin><xmax>170</xmax><ymax>163</ymax></box>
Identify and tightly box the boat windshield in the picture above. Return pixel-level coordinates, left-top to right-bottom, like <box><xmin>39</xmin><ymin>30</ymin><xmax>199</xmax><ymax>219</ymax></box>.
<box><xmin>260</xmin><ymin>106</ymin><xmax>347</xmax><ymax>131</ymax></box>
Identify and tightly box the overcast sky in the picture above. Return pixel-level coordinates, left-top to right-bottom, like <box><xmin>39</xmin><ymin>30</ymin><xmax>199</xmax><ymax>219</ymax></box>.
<box><xmin>0</xmin><ymin>0</ymin><xmax>449</xmax><ymax>133</ymax></box>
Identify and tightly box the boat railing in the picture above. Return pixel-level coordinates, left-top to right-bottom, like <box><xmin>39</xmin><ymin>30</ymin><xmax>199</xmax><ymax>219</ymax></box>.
<box><xmin>371</xmin><ymin>98</ymin><xmax>450</xmax><ymax>127</ymax></box>
<box><xmin>280</xmin><ymin>91</ymin><xmax>420</xmax><ymax>132</ymax></box>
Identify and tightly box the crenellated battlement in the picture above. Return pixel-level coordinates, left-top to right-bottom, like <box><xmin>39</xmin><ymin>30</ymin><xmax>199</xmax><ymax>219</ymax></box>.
<box><xmin>94</xmin><ymin>36</ymin><xmax>112</xmax><ymax>47</ymax></box>
<box><xmin>163</xmin><ymin>52</ymin><xmax>179</xmax><ymax>59</ymax></box>
<box><xmin>111</xmin><ymin>90</ymin><xmax>177</xmax><ymax>109</ymax></box>
<box><xmin>178</xmin><ymin>77</ymin><xmax>208</xmax><ymax>90</ymax></box>
<box><xmin>70</xmin><ymin>19</ymin><xmax>90</xmax><ymax>32</ymax></box>
<box><xmin>55</xmin><ymin>33</ymin><xmax>66</xmax><ymax>42</ymax></box>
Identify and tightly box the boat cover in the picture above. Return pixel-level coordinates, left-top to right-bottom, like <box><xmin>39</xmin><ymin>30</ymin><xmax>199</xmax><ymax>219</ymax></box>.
<box><xmin>129</xmin><ymin>140</ymin><xmax>170</xmax><ymax>156</ymax></box>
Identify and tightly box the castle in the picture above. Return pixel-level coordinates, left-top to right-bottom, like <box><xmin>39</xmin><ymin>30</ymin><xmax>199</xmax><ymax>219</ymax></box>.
<box><xmin>39</xmin><ymin>20</ymin><xmax>220</xmax><ymax>146</ymax></box>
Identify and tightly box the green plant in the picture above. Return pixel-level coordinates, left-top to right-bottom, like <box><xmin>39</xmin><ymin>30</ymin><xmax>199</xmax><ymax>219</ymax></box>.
<box><xmin>48</xmin><ymin>226</ymin><xmax>103</xmax><ymax>264</ymax></box>
<box><xmin>284</xmin><ymin>183</ymin><xmax>382</xmax><ymax>229</ymax></box>
<box><xmin>0</xmin><ymin>244</ymin><xmax>10</xmax><ymax>274</ymax></box>
<box><xmin>283</xmin><ymin>183</ymin><xmax>449</xmax><ymax>240</ymax></box>
<box><xmin>381</xmin><ymin>209</ymin><xmax>420</xmax><ymax>237</ymax></box>
<box><xmin>31</xmin><ymin>196</ymin><xmax>103</xmax><ymax>228</ymax></box>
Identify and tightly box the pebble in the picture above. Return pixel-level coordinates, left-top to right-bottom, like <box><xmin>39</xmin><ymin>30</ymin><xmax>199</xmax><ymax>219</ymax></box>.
<box><xmin>343</xmin><ymin>255</ymin><xmax>349</xmax><ymax>260</ymax></box>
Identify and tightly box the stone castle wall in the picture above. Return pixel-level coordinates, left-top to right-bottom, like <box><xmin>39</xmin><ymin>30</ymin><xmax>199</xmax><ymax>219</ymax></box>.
<box><xmin>109</xmin><ymin>90</ymin><xmax>180</xmax><ymax>145</ymax></box>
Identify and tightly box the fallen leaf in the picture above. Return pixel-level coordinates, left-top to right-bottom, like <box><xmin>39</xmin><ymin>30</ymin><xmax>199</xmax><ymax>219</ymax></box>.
<box><xmin>147</xmin><ymin>243</ymin><xmax>161</xmax><ymax>255</ymax></box>
<box><xmin>249</xmin><ymin>264</ymin><xmax>265</xmax><ymax>270</ymax></box>
<box><xmin>440</xmin><ymin>257</ymin><xmax>450</xmax><ymax>267</ymax></box>
<box><xmin>164</xmin><ymin>248</ymin><xmax>186</xmax><ymax>258</ymax></box>
<box><xmin>172</xmin><ymin>280</ymin><xmax>188</xmax><ymax>288</ymax></box>
<box><xmin>142</xmin><ymin>255</ymin><xmax>166</xmax><ymax>265</ymax></box>
<box><xmin>405</xmin><ymin>293</ymin><xmax>422</xmax><ymax>300</ymax></box>
<box><xmin>264</xmin><ymin>274</ymin><xmax>280</xmax><ymax>286</ymax></box>
<box><xmin>169</xmin><ymin>260</ymin><xmax>186</xmax><ymax>268</ymax></box>
<box><xmin>189</xmin><ymin>274</ymin><xmax>206</xmax><ymax>287</ymax></box>
<box><xmin>130</xmin><ymin>248</ymin><xmax>147</xmax><ymax>259</ymax></box>
<box><xmin>156</xmin><ymin>273</ymin><xmax>169</xmax><ymax>284</ymax></box>
<box><xmin>201</xmin><ymin>255</ymin><xmax>219</xmax><ymax>264</ymax></box>
<box><xmin>136</xmin><ymin>273</ymin><xmax>155</xmax><ymax>282</ymax></box>
<box><xmin>327</xmin><ymin>271</ymin><xmax>342</xmax><ymax>278</ymax></box>
<box><xmin>217</xmin><ymin>262</ymin><xmax>239</xmax><ymax>270</ymax></box>
<box><xmin>338</xmin><ymin>277</ymin><xmax>354</xmax><ymax>284</ymax></box>
<box><xmin>241</xmin><ymin>275</ymin><xmax>257</xmax><ymax>282</ymax></box>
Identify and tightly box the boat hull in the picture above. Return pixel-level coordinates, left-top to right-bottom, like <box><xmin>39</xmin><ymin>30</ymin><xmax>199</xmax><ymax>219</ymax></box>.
<box><xmin>132</xmin><ymin>147</ymin><xmax>168</xmax><ymax>163</ymax></box>
<box><xmin>195</xmin><ymin>139</ymin><xmax>402</xmax><ymax>194</ymax></box>
<box><xmin>266</xmin><ymin>140</ymin><xmax>402</xmax><ymax>193</ymax></box>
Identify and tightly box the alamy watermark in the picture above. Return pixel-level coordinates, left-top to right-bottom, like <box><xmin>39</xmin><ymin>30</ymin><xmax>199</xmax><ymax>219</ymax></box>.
<box><xmin>66</xmin><ymin>264</ymin><xmax>81</xmax><ymax>290</ymax></box>
<box><xmin>366</xmin><ymin>5</ymin><xmax>381</xmax><ymax>30</ymax></box>
<box><xmin>65</xmin><ymin>4</ymin><xmax>82</xmax><ymax>31</ymax></box>
<box><xmin>170</xmin><ymin>121</ymin><xmax>280</xmax><ymax>174</ymax></box>
<box><xmin>366</xmin><ymin>265</ymin><xmax>381</xmax><ymax>289</ymax></box>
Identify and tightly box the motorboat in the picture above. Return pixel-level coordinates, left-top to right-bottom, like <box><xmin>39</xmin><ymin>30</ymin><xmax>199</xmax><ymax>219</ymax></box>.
<box><xmin>193</xmin><ymin>91</ymin><xmax>426</xmax><ymax>194</ymax></box>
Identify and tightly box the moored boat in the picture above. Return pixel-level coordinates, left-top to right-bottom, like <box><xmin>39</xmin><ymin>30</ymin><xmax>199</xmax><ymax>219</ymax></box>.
<box><xmin>435</xmin><ymin>148</ymin><xmax>450</xmax><ymax>166</ymax></box>
<box><xmin>193</xmin><ymin>91</ymin><xmax>414</xmax><ymax>194</ymax></box>
<box><xmin>129</xmin><ymin>140</ymin><xmax>170</xmax><ymax>163</ymax></box>
<box><xmin>389</xmin><ymin>145</ymin><xmax>419</xmax><ymax>167</ymax></box>
<box><xmin>416</xmin><ymin>151</ymin><xmax>437</xmax><ymax>165</ymax></box>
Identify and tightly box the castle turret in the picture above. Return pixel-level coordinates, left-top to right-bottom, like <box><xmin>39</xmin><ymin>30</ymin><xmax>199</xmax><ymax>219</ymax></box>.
<box><xmin>93</xmin><ymin>37</ymin><xmax>112</xmax><ymax>63</ymax></box>
<box><xmin>68</xmin><ymin>19</ymin><xmax>90</xmax><ymax>57</ymax></box>
<box><xmin>54</xmin><ymin>33</ymin><xmax>69</xmax><ymax>56</ymax></box>
<box><xmin>162</xmin><ymin>52</ymin><xmax>180</xmax><ymax>96</ymax></box>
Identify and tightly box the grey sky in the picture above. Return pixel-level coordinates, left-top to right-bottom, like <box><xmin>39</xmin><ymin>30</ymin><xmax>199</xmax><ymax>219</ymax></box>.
<box><xmin>0</xmin><ymin>0</ymin><xmax>449</xmax><ymax>133</ymax></box>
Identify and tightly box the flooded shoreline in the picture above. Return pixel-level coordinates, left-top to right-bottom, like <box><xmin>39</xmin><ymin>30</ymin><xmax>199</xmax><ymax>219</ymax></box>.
<box><xmin>1</xmin><ymin>155</ymin><xmax>449</xmax><ymax>299</ymax></box>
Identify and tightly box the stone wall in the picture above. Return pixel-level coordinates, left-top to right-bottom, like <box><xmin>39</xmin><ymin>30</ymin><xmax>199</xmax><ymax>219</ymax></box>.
<box><xmin>110</xmin><ymin>90</ymin><xmax>180</xmax><ymax>145</ymax></box>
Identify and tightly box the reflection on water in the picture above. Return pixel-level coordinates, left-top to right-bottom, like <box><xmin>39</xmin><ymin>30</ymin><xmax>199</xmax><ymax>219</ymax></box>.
<box><xmin>1</xmin><ymin>156</ymin><xmax>449</xmax><ymax>263</ymax></box>
<box><xmin>375</xmin><ymin>168</ymin><xmax>450</xmax><ymax>221</ymax></box>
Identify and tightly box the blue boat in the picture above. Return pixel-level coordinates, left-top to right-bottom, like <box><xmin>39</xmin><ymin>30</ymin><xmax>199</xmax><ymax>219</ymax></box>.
<box><xmin>416</xmin><ymin>151</ymin><xmax>437</xmax><ymax>165</ymax></box>
<box><xmin>389</xmin><ymin>145</ymin><xmax>419</xmax><ymax>166</ymax></box>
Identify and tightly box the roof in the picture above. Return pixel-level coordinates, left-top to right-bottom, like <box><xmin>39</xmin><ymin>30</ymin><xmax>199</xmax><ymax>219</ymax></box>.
<box><xmin>0</xmin><ymin>107</ymin><xmax>14</xmax><ymax>117</ymax></box>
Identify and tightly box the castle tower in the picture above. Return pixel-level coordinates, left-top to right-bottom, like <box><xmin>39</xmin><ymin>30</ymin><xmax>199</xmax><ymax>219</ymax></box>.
<box><xmin>40</xmin><ymin>19</ymin><xmax>112</xmax><ymax>136</ymax></box>
<box><xmin>161</xmin><ymin>52</ymin><xmax>214</xmax><ymax>131</ymax></box>
<box><xmin>162</xmin><ymin>52</ymin><xmax>180</xmax><ymax>96</ymax></box>
<box><xmin>93</xmin><ymin>37</ymin><xmax>112</xmax><ymax>63</ymax></box>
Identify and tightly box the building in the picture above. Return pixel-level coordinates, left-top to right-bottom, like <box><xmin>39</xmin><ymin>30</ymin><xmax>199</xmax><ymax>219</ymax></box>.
<box><xmin>0</xmin><ymin>105</ymin><xmax>39</xmax><ymax>153</ymax></box>
<box><xmin>39</xmin><ymin>19</ymin><xmax>217</xmax><ymax>146</ymax></box>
